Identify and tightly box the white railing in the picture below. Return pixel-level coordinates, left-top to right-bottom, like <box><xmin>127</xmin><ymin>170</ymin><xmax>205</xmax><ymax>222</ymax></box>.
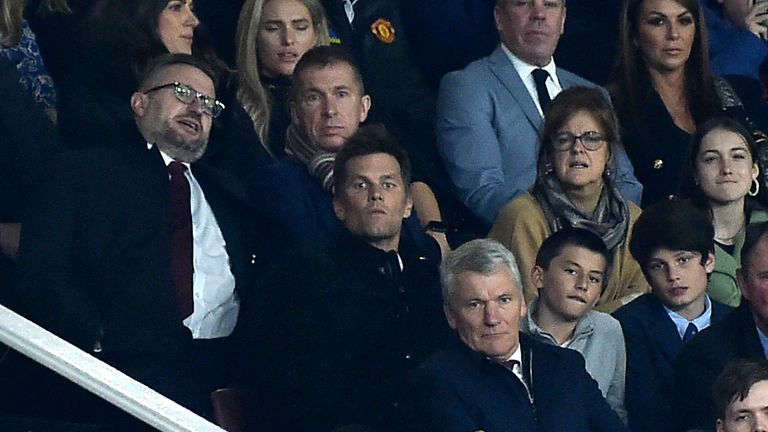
<box><xmin>0</xmin><ymin>304</ymin><xmax>225</xmax><ymax>432</ymax></box>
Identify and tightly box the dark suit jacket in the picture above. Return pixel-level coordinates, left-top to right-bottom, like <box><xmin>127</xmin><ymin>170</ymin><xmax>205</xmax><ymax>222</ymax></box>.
<box><xmin>413</xmin><ymin>334</ymin><xmax>628</xmax><ymax>432</ymax></box>
<box><xmin>15</xmin><ymin>140</ymin><xmax>266</xmax><ymax>420</ymax></box>
<box><xmin>612</xmin><ymin>294</ymin><xmax>733</xmax><ymax>432</ymax></box>
<box><xmin>672</xmin><ymin>302</ymin><xmax>765</xmax><ymax>432</ymax></box>
<box><xmin>241</xmin><ymin>226</ymin><xmax>449</xmax><ymax>431</ymax></box>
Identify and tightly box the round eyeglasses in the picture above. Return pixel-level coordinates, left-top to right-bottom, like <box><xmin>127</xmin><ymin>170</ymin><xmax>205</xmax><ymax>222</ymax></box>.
<box><xmin>143</xmin><ymin>82</ymin><xmax>225</xmax><ymax>118</ymax></box>
<box><xmin>551</xmin><ymin>131</ymin><xmax>606</xmax><ymax>151</ymax></box>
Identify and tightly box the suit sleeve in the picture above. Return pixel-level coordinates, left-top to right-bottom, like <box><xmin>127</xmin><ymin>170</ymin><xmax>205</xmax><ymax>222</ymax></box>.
<box><xmin>613</xmin><ymin>144</ymin><xmax>643</xmax><ymax>206</ymax></box>
<box><xmin>576</xmin><ymin>350</ymin><xmax>629</xmax><ymax>432</ymax></box>
<box><xmin>410</xmin><ymin>367</ymin><xmax>484</xmax><ymax>432</ymax></box>
<box><xmin>614</xmin><ymin>311</ymin><xmax>670</xmax><ymax>432</ymax></box>
<box><xmin>436</xmin><ymin>70</ymin><xmax>526</xmax><ymax>225</ymax></box>
<box><xmin>15</xmin><ymin>157</ymin><xmax>102</xmax><ymax>351</ymax></box>
<box><xmin>671</xmin><ymin>340</ymin><xmax>722</xmax><ymax>432</ymax></box>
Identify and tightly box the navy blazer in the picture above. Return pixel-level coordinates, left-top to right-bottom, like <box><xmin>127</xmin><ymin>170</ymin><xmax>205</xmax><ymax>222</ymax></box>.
<box><xmin>612</xmin><ymin>294</ymin><xmax>733</xmax><ymax>432</ymax></box>
<box><xmin>413</xmin><ymin>333</ymin><xmax>628</xmax><ymax>432</ymax></box>
<box><xmin>672</xmin><ymin>302</ymin><xmax>765</xmax><ymax>432</ymax></box>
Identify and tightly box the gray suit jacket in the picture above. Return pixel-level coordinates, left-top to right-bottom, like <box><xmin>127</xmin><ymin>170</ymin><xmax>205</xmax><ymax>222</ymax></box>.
<box><xmin>437</xmin><ymin>45</ymin><xmax>642</xmax><ymax>225</ymax></box>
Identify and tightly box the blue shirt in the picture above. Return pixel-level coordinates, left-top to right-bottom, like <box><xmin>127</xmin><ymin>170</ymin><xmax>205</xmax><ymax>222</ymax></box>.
<box><xmin>664</xmin><ymin>295</ymin><xmax>713</xmax><ymax>340</ymax></box>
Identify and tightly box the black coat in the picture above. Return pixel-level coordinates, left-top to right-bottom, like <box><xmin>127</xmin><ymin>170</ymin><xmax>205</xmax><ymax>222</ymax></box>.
<box><xmin>15</xmin><ymin>141</ymin><xmax>268</xmax><ymax>422</ymax></box>
<box><xmin>241</xmin><ymin>226</ymin><xmax>449</xmax><ymax>431</ymax></box>
<box><xmin>413</xmin><ymin>334</ymin><xmax>628</xmax><ymax>432</ymax></box>
<box><xmin>672</xmin><ymin>302</ymin><xmax>766</xmax><ymax>432</ymax></box>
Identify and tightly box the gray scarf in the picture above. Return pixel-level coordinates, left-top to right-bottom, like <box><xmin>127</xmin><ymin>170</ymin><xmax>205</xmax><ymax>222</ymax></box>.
<box><xmin>284</xmin><ymin>124</ymin><xmax>336</xmax><ymax>192</ymax></box>
<box><xmin>532</xmin><ymin>173</ymin><xmax>630</xmax><ymax>252</ymax></box>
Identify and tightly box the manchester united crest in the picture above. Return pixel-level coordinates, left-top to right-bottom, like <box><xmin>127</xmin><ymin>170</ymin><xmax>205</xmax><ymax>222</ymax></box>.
<box><xmin>370</xmin><ymin>18</ymin><xmax>396</xmax><ymax>44</ymax></box>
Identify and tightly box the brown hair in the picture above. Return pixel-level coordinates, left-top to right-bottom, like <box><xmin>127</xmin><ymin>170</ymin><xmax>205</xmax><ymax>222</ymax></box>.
<box><xmin>537</xmin><ymin>86</ymin><xmax>621</xmax><ymax>180</ymax></box>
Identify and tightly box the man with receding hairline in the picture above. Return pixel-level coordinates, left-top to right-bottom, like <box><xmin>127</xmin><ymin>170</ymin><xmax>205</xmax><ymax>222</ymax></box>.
<box><xmin>15</xmin><ymin>53</ymin><xmax>269</xmax><ymax>427</ymax></box>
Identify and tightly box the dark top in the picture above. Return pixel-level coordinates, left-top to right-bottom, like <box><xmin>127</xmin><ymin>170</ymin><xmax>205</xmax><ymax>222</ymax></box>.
<box><xmin>413</xmin><ymin>333</ymin><xmax>628</xmax><ymax>432</ymax></box>
<box><xmin>611</xmin><ymin>86</ymin><xmax>694</xmax><ymax>207</ymax></box>
<box><xmin>612</xmin><ymin>293</ymin><xmax>733</xmax><ymax>432</ymax></box>
<box><xmin>261</xmin><ymin>74</ymin><xmax>292</xmax><ymax>159</ymax></box>
<box><xmin>239</xmin><ymin>226</ymin><xmax>450</xmax><ymax>431</ymax></box>
<box><xmin>672</xmin><ymin>302</ymin><xmax>765</xmax><ymax>432</ymax></box>
<box><xmin>14</xmin><ymin>137</ymin><xmax>271</xmax><ymax>422</ymax></box>
<box><xmin>0</xmin><ymin>57</ymin><xmax>61</xmax><ymax>222</ymax></box>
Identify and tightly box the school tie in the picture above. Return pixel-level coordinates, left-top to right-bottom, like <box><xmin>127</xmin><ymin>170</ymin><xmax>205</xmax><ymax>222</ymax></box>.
<box><xmin>532</xmin><ymin>68</ymin><xmax>552</xmax><ymax>114</ymax></box>
<box><xmin>683</xmin><ymin>322</ymin><xmax>698</xmax><ymax>342</ymax></box>
<box><xmin>168</xmin><ymin>161</ymin><xmax>193</xmax><ymax>319</ymax></box>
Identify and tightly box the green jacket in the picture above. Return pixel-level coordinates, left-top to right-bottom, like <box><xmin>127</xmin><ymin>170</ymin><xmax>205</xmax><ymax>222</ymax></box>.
<box><xmin>709</xmin><ymin>209</ymin><xmax>768</xmax><ymax>306</ymax></box>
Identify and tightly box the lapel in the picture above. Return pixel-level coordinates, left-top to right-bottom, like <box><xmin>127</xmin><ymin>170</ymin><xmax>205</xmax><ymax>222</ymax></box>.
<box><xmin>486</xmin><ymin>46</ymin><xmax>543</xmax><ymax>131</ymax></box>
<box><xmin>643</xmin><ymin>295</ymin><xmax>686</xmax><ymax>363</ymax></box>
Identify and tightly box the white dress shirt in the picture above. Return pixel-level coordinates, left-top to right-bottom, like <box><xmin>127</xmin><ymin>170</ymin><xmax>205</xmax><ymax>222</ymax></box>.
<box><xmin>157</xmin><ymin>148</ymin><xmax>239</xmax><ymax>339</ymax></box>
<box><xmin>501</xmin><ymin>44</ymin><xmax>563</xmax><ymax>116</ymax></box>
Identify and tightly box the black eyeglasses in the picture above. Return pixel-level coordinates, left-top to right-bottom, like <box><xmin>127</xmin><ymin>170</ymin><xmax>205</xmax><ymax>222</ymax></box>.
<box><xmin>143</xmin><ymin>82</ymin><xmax>225</xmax><ymax>118</ymax></box>
<box><xmin>551</xmin><ymin>131</ymin><xmax>607</xmax><ymax>151</ymax></box>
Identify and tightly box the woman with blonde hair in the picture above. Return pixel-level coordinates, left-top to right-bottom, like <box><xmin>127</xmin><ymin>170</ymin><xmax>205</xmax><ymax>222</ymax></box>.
<box><xmin>236</xmin><ymin>0</ymin><xmax>330</xmax><ymax>159</ymax></box>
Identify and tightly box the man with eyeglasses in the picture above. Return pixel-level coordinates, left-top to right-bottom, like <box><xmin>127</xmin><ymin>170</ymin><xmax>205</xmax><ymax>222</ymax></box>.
<box><xmin>14</xmin><ymin>53</ymin><xmax>269</xmax><ymax>429</ymax></box>
<box><xmin>612</xmin><ymin>199</ymin><xmax>732</xmax><ymax>432</ymax></box>
<box><xmin>436</xmin><ymin>0</ymin><xmax>642</xmax><ymax>227</ymax></box>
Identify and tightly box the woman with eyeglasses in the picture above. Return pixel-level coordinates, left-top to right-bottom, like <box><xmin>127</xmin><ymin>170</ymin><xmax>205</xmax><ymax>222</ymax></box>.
<box><xmin>489</xmin><ymin>87</ymin><xmax>649</xmax><ymax>313</ymax></box>
<box><xmin>678</xmin><ymin>116</ymin><xmax>768</xmax><ymax>307</ymax></box>
<box><xmin>610</xmin><ymin>0</ymin><xmax>768</xmax><ymax>207</ymax></box>
<box><xmin>235</xmin><ymin>0</ymin><xmax>330</xmax><ymax>160</ymax></box>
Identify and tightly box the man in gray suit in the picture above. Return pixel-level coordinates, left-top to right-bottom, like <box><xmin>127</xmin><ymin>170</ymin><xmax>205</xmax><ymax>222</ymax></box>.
<box><xmin>437</xmin><ymin>0</ymin><xmax>642</xmax><ymax>226</ymax></box>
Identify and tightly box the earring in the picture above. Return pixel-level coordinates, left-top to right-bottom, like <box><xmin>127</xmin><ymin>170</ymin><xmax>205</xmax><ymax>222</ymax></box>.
<box><xmin>604</xmin><ymin>167</ymin><xmax>612</xmax><ymax>178</ymax></box>
<box><xmin>545</xmin><ymin>163</ymin><xmax>553</xmax><ymax>175</ymax></box>
<box><xmin>750</xmin><ymin>178</ymin><xmax>760</xmax><ymax>197</ymax></box>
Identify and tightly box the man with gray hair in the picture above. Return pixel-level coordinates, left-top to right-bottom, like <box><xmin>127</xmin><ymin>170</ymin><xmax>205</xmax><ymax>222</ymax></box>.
<box><xmin>413</xmin><ymin>238</ymin><xmax>628</xmax><ymax>431</ymax></box>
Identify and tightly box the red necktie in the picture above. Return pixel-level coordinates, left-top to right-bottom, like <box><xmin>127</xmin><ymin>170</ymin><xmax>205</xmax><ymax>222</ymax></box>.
<box><xmin>168</xmin><ymin>161</ymin><xmax>193</xmax><ymax>318</ymax></box>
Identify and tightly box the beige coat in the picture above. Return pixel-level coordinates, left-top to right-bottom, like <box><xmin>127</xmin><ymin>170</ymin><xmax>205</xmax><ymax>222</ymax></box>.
<box><xmin>488</xmin><ymin>193</ymin><xmax>649</xmax><ymax>313</ymax></box>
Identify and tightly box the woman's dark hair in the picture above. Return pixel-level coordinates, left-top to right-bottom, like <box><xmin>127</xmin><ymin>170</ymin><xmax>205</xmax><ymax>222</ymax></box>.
<box><xmin>679</xmin><ymin>116</ymin><xmax>762</xmax><ymax>211</ymax></box>
<box><xmin>611</xmin><ymin>0</ymin><xmax>720</xmax><ymax>129</ymax></box>
<box><xmin>82</xmin><ymin>0</ymin><xmax>225</xmax><ymax>95</ymax></box>
<box><xmin>537</xmin><ymin>86</ymin><xmax>621</xmax><ymax>181</ymax></box>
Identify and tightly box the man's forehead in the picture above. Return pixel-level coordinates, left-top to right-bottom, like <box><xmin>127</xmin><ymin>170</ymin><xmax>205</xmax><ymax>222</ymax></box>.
<box><xmin>345</xmin><ymin>154</ymin><xmax>402</xmax><ymax>175</ymax></box>
<box><xmin>296</xmin><ymin>64</ymin><xmax>360</xmax><ymax>91</ymax></box>
<box><xmin>145</xmin><ymin>64</ymin><xmax>215</xmax><ymax>95</ymax></box>
<box><xmin>456</xmin><ymin>268</ymin><xmax>516</xmax><ymax>291</ymax></box>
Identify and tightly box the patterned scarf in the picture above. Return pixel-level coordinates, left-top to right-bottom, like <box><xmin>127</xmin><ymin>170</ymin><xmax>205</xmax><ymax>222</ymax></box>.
<box><xmin>284</xmin><ymin>124</ymin><xmax>336</xmax><ymax>192</ymax></box>
<box><xmin>532</xmin><ymin>173</ymin><xmax>630</xmax><ymax>252</ymax></box>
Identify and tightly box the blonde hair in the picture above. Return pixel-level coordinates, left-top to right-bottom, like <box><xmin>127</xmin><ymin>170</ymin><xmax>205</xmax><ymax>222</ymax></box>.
<box><xmin>0</xmin><ymin>0</ymin><xmax>25</xmax><ymax>47</ymax></box>
<box><xmin>235</xmin><ymin>0</ymin><xmax>330</xmax><ymax>158</ymax></box>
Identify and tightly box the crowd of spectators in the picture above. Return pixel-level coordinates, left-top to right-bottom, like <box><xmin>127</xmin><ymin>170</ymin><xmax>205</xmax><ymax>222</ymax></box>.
<box><xmin>2</xmin><ymin>0</ymin><xmax>768</xmax><ymax>431</ymax></box>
